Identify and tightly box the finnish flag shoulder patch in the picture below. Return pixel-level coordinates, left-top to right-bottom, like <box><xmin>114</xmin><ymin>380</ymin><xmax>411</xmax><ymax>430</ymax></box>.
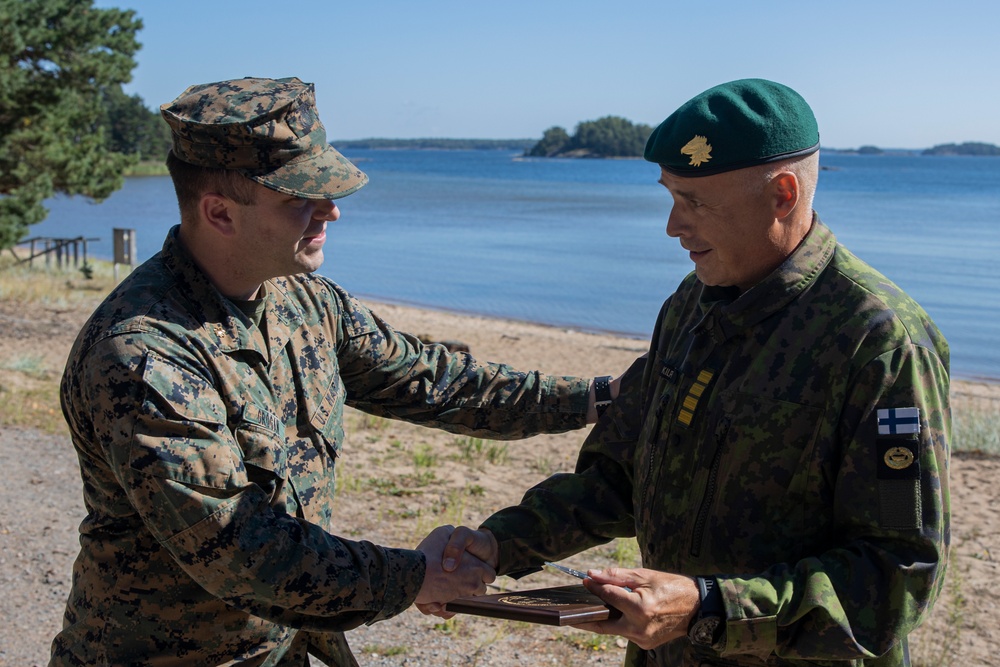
<box><xmin>877</xmin><ymin>407</ymin><xmax>921</xmax><ymax>436</ymax></box>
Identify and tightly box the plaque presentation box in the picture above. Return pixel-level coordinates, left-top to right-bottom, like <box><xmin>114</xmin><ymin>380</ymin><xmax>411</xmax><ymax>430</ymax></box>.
<box><xmin>444</xmin><ymin>584</ymin><xmax>621</xmax><ymax>626</ymax></box>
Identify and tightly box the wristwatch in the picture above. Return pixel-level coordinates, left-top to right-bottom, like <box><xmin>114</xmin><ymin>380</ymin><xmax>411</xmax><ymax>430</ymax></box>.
<box><xmin>688</xmin><ymin>576</ymin><xmax>726</xmax><ymax>648</ymax></box>
<box><xmin>593</xmin><ymin>375</ymin><xmax>613</xmax><ymax>417</ymax></box>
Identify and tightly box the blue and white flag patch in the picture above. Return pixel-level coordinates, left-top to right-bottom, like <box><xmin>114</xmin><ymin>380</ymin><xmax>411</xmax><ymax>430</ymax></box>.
<box><xmin>877</xmin><ymin>407</ymin><xmax>921</xmax><ymax>435</ymax></box>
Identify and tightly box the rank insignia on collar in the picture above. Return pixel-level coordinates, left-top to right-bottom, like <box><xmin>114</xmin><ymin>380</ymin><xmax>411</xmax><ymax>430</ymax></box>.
<box><xmin>877</xmin><ymin>407</ymin><xmax>920</xmax><ymax>435</ymax></box>
<box><xmin>681</xmin><ymin>135</ymin><xmax>712</xmax><ymax>167</ymax></box>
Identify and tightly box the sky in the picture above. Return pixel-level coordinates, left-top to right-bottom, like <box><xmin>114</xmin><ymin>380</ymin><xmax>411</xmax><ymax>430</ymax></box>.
<box><xmin>95</xmin><ymin>0</ymin><xmax>1000</xmax><ymax>149</ymax></box>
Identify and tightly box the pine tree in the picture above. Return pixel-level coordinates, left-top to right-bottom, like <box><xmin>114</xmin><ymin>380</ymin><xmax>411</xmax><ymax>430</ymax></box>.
<box><xmin>0</xmin><ymin>0</ymin><xmax>142</xmax><ymax>249</ymax></box>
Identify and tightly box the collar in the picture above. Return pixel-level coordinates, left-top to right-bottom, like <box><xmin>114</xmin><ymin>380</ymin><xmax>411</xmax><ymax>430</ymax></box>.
<box><xmin>161</xmin><ymin>225</ymin><xmax>303</xmax><ymax>362</ymax></box>
<box><xmin>693</xmin><ymin>214</ymin><xmax>837</xmax><ymax>343</ymax></box>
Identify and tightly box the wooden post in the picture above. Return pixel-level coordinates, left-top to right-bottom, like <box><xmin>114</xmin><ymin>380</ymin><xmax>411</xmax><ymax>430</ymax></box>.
<box><xmin>113</xmin><ymin>228</ymin><xmax>137</xmax><ymax>282</ymax></box>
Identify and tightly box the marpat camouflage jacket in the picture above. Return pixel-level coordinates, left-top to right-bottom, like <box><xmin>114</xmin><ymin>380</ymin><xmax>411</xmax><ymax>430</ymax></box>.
<box><xmin>52</xmin><ymin>226</ymin><xmax>590</xmax><ymax>666</ymax></box>
<box><xmin>482</xmin><ymin>218</ymin><xmax>950</xmax><ymax>667</ymax></box>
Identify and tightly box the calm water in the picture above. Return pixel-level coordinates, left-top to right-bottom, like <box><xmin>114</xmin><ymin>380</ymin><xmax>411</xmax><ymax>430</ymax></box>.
<box><xmin>32</xmin><ymin>150</ymin><xmax>1000</xmax><ymax>381</ymax></box>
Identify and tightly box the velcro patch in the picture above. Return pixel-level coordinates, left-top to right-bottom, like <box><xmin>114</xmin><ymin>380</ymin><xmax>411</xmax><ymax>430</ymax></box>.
<box><xmin>877</xmin><ymin>407</ymin><xmax>920</xmax><ymax>435</ymax></box>
<box><xmin>877</xmin><ymin>438</ymin><xmax>920</xmax><ymax>480</ymax></box>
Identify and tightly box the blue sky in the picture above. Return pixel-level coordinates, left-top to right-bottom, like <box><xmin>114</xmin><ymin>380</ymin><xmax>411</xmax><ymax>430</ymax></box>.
<box><xmin>97</xmin><ymin>0</ymin><xmax>1000</xmax><ymax>149</ymax></box>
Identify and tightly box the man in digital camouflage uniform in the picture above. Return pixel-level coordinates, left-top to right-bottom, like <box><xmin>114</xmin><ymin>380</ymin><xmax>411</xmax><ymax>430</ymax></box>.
<box><xmin>439</xmin><ymin>79</ymin><xmax>950</xmax><ymax>666</ymax></box>
<box><xmin>51</xmin><ymin>77</ymin><xmax>615</xmax><ymax>666</ymax></box>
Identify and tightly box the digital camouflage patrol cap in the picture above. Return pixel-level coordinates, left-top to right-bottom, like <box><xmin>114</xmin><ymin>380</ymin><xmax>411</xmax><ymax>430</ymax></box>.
<box><xmin>644</xmin><ymin>78</ymin><xmax>819</xmax><ymax>177</ymax></box>
<box><xmin>160</xmin><ymin>76</ymin><xmax>367</xmax><ymax>199</ymax></box>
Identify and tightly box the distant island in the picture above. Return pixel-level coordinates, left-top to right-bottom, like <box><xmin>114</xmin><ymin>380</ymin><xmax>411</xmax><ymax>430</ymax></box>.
<box><xmin>335</xmin><ymin>116</ymin><xmax>654</xmax><ymax>158</ymax></box>
<box><xmin>332</xmin><ymin>138</ymin><xmax>534</xmax><ymax>151</ymax></box>
<box><xmin>525</xmin><ymin>116</ymin><xmax>653</xmax><ymax>158</ymax></box>
<box><xmin>921</xmin><ymin>142</ymin><xmax>1000</xmax><ymax>156</ymax></box>
<box><xmin>332</xmin><ymin>135</ymin><xmax>1000</xmax><ymax>159</ymax></box>
<box><xmin>824</xmin><ymin>142</ymin><xmax>1000</xmax><ymax>156</ymax></box>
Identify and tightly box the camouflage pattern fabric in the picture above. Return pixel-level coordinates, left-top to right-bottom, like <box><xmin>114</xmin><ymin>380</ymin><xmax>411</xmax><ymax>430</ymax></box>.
<box><xmin>52</xmin><ymin>226</ymin><xmax>590</xmax><ymax>666</ymax></box>
<box><xmin>161</xmin><ymin>77</ymin><xmax>368</xmax><ymax>200</ymax></box>
<box><xmin>482</xmin><ymin>217</ymin><xmax>950</xmax><ymax>667</ymax></box>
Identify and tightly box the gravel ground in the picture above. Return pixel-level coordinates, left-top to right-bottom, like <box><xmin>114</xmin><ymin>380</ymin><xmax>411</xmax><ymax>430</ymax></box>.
<box><xmin>0</xmin><ymin>427</ymin><xmax>83</xmax><ymax>667</ymax></box>
<box><xmin>0</xmin><ymin>425</ymin><xmax>631</xmax><ymax>667</ymax></box>
<box><xmin>2</xmin><ymin>293</ymin><xmax>998</xmax><ymax>666</ymax></box>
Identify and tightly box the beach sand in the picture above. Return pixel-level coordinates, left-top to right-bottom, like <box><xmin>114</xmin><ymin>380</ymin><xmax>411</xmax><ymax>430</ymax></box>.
<box><xmin>1</xmin><ymin>297</ymin><xmax>997</xmax><ymax>666</ymax></box>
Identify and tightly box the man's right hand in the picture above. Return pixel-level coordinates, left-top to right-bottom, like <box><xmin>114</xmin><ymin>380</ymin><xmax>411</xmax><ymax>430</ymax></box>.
<box><xmin>414</xmin><ymin>525</ymin><xmax>499</xmax><ymax>618</ymax></box>
<box><xmin>415</xmin><ymin>525</ymin><xmax>497</xmax><ymax>618</ymax></box>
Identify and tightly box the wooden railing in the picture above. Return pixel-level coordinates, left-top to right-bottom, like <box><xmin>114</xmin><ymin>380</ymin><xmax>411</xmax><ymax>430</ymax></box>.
<box><xmin>6</xmin><ymin>236</ymin><xmax>100</xmax><ymax>269</ymax></box>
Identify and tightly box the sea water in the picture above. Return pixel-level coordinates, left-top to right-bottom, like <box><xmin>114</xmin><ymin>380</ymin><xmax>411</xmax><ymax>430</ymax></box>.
<box><xmin>30</xmin><ymin>150</ymin><xmax>1000</xmax><ymax>381</ymax></box>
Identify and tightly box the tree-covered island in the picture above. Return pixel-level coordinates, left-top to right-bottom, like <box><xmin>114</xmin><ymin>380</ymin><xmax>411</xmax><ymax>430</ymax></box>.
<box><xmin>826</xmin><ymin>142</ymin><xmax>1000</xmax><ymax>156</ymax></box>
<box><xmin>527</xmin><ymin>116</ymin><xmax>654</xmax><ymax>158</ymax></box>
<box><xmin>922</xmin><ymin>142</ymin><xmax>1000</xmax><ymax>156</ymax></box>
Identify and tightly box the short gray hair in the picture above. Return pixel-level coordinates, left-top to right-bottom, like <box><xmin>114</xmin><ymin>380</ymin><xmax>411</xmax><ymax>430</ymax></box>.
<box><xmin>735</xmin><ymin>152</ymin><xmax>820</xmax><ymax>212</ymax></box>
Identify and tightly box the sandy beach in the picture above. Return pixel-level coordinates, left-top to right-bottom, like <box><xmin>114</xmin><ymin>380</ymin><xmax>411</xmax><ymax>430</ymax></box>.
<box><xmin>1</xmin><ymin>296</ymin><xmax>997</xmax><ymax>666</ymax></box>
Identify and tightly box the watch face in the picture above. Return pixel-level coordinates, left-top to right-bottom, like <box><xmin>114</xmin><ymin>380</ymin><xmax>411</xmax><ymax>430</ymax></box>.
<box><xmin>690</xmin><ymin>616</ymin><xmax>722</xmax><ymax>646</ymax></box>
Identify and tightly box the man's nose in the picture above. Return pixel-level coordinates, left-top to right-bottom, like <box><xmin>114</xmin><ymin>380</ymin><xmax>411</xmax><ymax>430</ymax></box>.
<box><xmin>665</xmin><ymin>207</ymin><xmax>683</xmax><ymax>238</ymax></box>
<box><xmin>316</xmin><ymin>200</ymin><xmax>340</xmax><ymax>221</ymax></box>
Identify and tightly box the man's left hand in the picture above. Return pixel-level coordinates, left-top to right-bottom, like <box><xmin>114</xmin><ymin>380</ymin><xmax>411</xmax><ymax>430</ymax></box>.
<box><xmin>574</xmin><ymin>567</ymin><xmax>700</xmax><ymax>650</ymax></box>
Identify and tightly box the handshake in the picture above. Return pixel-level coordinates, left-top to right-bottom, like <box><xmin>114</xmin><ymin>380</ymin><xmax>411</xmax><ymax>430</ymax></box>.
<box><xmin>414</xmin><ymin>525</ymin><xmax>498</xmax><ymax>617</ymax></box>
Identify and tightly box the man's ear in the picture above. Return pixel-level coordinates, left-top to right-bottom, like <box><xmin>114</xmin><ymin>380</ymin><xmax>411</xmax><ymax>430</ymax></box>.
<box><xmin>199</xmin><ymin>193</ymin><xmax>237</xmax><ymax>237</ymax></box>
<box><xmin>771</xmin><ymin>172</ymin><xmax>800</xmax><ymax>220</ymax></box>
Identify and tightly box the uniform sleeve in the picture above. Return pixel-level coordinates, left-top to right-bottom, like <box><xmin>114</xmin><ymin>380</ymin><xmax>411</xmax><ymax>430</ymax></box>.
<box><xmin>718</xmin><ymin>344</ymin><xmax>950</xmax><ymax>662</ymax></box>
<box><xmin>333</xmin><ymin>291</ymin><xmax>590</xmax><ymax>438</ymax></box>
<box><xmin>482</xmin><ymin>356</ymin><xmax>649</xmax><ymax>575</ymax></box>
<box><xmin>77</xmin><ymin>333</ymin><xmax>424</xmax><ymax>632</ymax></box>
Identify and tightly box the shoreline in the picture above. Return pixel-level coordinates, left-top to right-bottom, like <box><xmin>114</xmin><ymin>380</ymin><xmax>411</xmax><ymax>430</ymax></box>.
<box><xmin>1</xmin><ymin>292</ymin><xmax>997</xmax><ymax>665</ymax></box>
<box><xmin>361</xmin><ymin>295</ymin><xmax>1000</xmax><ymax>387</ymax></box>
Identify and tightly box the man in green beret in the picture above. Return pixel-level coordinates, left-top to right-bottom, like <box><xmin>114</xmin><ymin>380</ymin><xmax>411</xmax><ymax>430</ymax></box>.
<box><xmin>438</xmin><ymin>79</ymin><xmax>950</xmax><ymax>666</ymax></box>
<box><xmin>51</xmin><ymin>76</ymin><xmax>619</xmax><ymax>666</ymax></box>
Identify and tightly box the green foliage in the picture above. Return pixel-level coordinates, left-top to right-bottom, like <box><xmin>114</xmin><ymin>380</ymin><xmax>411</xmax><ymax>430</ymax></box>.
<box><xmin>608</xmin><ymin>537</ymin><xmax>640</xmax><ymax>568</ymax></box>
<box><xmin>100</xmin><ymin>86</ymin><xmax>172</xmax><ymax>160</ymax></box>
<box><xmin>0</xmin><ymin>0</ymin><xmax>142</xmax><ymax>249</ymax></box>
<box><xmin>528</xmin><ymin>126</ymin><xmax>571</xmax><ymax>157</ymax></box>
<box><xmin>412</xmin><ymin>443</ymin><xmax>438</xmax><ymax>468</ymax></box>
<box><xmin>527</xmin><ymin>116</ymin><xmax>654</xmax><ymax>158</ymax></box>
<box><xmin>454</xmin><ymin>435</ymin><xmax>509</xmax><ymax>466</ymax></box>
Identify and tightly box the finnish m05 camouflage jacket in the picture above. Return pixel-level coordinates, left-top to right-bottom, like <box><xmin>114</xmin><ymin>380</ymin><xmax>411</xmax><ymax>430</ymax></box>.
<box><xmin>52</xmin><ymin>227</ymin><xmax>590</xmax><ymax>666</ymax></box>
<box><xmin>483</xmin><ymin>218</ymin><xmax>950</xmax><ymax>667</ymax></box>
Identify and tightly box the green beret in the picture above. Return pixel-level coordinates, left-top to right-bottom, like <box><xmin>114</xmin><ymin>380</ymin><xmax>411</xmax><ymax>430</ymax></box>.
<box><xmin>161</xmin><ymin>76</ymin><xmax>367</xmax><ymax>200</ymax></box>
<box><xmin>644</xmin><ymin>78</ymin><xmax>819</xmax><ymax>177</ymax></box>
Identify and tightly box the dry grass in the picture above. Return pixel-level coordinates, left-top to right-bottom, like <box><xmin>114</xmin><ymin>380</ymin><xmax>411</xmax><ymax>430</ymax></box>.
<box><xmin>0</xmin><ymin>253</ymin><xmax>997</xmax><ymax>665</ymax></box>
<box><xmin>0</xmin><ymin>253</ymin><xmax>117</xmax><ymax>306</ymax></box>
<box><xmin>0</xmin><ymin>254</ymin><xmax>116</xmax><ymax>431</ymax></box>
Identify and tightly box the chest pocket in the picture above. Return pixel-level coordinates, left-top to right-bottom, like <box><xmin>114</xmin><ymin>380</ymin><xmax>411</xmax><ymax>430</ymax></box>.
<box><xmin>714</xmin><ymin>390</ymin><xmax>822</xmax><ymax>501</ymax></box>
<box><xmin>309</xmin><ymin>376</ymin><xmax>346</xmax><ymax>457</ymax></box>
<box><xmin>234</xmin><ymin>403</ymin><xmax>288</xmax><ymax>500</ymax></box>
<box><xmin>706</xmin><ymin>390</ymin><xmax>826</xmax><ymax>564</ymax></box>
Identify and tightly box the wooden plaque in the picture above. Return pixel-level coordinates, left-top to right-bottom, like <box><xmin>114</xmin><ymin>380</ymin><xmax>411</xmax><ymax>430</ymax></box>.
<box><xmin>444</xmin><ymin>584</ymin><xmax>620</xmax><ymax>626</ymax></box>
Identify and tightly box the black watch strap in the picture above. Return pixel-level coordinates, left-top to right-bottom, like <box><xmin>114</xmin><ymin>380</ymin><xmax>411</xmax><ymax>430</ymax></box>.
<box><xmin>689</xmin><ymin>576</ymin><xmax>726</xmax><ymax>648</ymax></box>
<box><xmin>593</xmin><ymin>375</ymin><xmax>613</xmax><ymax>416</ymax></box>
<box><xmin>697</xmin><ymin>576</ymin><xmax>724</xmax><ymax>616</ymax></box>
